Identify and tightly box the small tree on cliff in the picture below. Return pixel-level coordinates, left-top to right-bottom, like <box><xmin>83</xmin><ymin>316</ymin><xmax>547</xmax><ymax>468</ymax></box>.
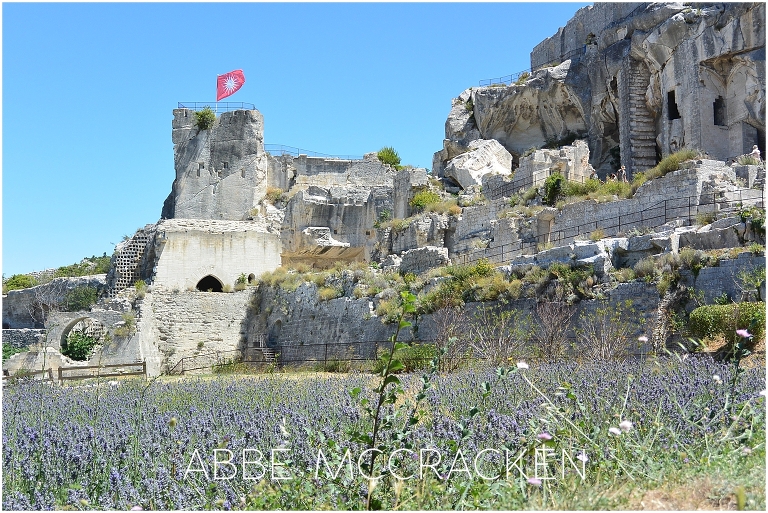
<box><xmin>195</xmin><ymin>106</ymin><xmax>216</xmax><ymax>130</ymax></box>
<box><xmin>377</xmin><ymin>146</ymin><xmax>402</xmax><ymax>170</ymax></box>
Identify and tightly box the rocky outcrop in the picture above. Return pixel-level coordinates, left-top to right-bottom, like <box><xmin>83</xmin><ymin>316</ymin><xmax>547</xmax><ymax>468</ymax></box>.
<box><xmin>443</xmin><ymin>139</ymin><xmax>513</xmax><ymax>189</ymax></box>
<box><xmin>471</xmin><ymin>62</ymin><xmax>589</xmax><ymax>158</ymax></box>
<box><xmin>432</xmin><ymin>88</ymin><xmax>482</xmax><ymax>178</ymax></box>
<box><xmin>163</xmin><ymin>109</ymin><xmax>268</xmax><ymax>220</ymax></box>
<box><xmin>436</xmin><ymin>3</ymin><xmax>765</xmax><ymax>177</ymax></box>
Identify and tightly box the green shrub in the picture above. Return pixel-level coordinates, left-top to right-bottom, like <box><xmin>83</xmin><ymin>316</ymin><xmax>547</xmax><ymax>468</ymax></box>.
<box><xmin>62</xmin><ymin>331</ymin><xmax>98</xmax><ymax>361</ymax></box>
<box><xmin>377</xmin><ymin>147</ymin><xmax>402</xmax><ymax>170</ymax></box>
<box><xmin>589</xmin><ymin>229</ymin><xmax>606</xmax><ymax>241</ymax></box>
<box><xmin>522</xmin><ymin>186</ymin><xmax>538</xmax><ymax>202</ymax></box>
<box><xmin>737</xmin><ymin>154</ymin><xmax>760</xmax><ymax>165</ymax></box>
<box><xmin>195</xmin><ymin>106</ymin><xmax>216</xmax><ymax>130</ymax></box>
<box><xmin>3</xmin><ymin>343</ymin><xmax>28</xmax><ymax>362</ymax></box>
<box><xmin>3</xmin><ymin>274</ymin><xmax>38</xmax><ymax>293</ymax></box>
<box><xmin>645</xmin><ymin>148</ymin><xmax>700</xmax><ymax>181</ymax></box>
<box><xmin>372</xmin><ymin>343</ymin><xmax>438</xmax><ymax>374</ymax></box>
<box><xmin>265</xmin><ymin>187</ymin><xmax>286</xmax><ymax>204</ymax></box>
<box><xmin>543</xmin><ymin>172</ymin><xmax>565</xmax><ymax>205</ymax></box>
<box><xmin>62</xmin><ymin>286</ymin><xmax>98</xmax><ymax>312</ymax></box>
<box><xmin>600</xmin><ymin>180</ymin><xmax>633</xmax><ymax>198</ymax></box>
<box><xmin>514</xmin><ymin>72</ymin><xmax>530</xmax><ymax>85</ymax></box>
<box><xmin>688</xmin><ymin>302</ymin><xmax>765</xmax><ymax>347</ymax></box>
<box><xmin>318</xmin><ymin>286</ymin><xmax>343</xmax><ymax>301</ymax></box>
<box><xmin>562</xmin><ymin>178</ymin><xmax>601</xmax><ymax>197</ymax></box>
<box><xmin>409</xmin><ymin>190</ymin><xmax>441</xmax><ymax>213</ymax></box>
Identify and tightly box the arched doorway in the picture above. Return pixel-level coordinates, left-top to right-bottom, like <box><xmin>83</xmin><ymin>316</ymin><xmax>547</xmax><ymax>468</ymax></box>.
<box><xmin>196</xmin><ymin>275</ymin><xmax>223</xmax><ymax>292</ymax></box>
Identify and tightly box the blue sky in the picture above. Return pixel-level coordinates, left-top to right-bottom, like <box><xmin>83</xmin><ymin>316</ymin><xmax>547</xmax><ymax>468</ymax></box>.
<box><xmin>2</xmin><ymin>2</ymin><xmax>590</xmax><ymax>277</ymax></box>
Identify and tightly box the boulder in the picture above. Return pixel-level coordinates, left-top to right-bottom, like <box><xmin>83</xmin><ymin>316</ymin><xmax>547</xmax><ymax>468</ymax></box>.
<box><xmin>443</xmin><ymin>139</ymin><xmax>512</xmax><ymax>190</ymax></box>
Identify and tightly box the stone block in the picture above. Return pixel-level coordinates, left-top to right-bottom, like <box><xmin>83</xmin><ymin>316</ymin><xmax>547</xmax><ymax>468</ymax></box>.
<box><xmin>444</xmin><ymin>139</ymin><xmax>512</xmax><ymax>189</ymax></box>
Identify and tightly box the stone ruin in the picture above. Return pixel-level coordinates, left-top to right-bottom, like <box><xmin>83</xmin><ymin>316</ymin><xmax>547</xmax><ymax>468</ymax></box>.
<box><xmin>3</xmin><ymin>2</ymin><xmax>764</xmax><ymax>377</ymax></box>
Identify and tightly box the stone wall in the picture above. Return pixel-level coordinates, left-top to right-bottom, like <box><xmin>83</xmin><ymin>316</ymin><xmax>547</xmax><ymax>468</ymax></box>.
<box><xmin>292</xmin><ymin>154</ymin><xmax>396</xmax><ymax>189</ymax></box>
<box><xmin>513</xmin><ymin>139</ymin><xmax>593</xmax><ymax>190</ymax></box>
<box><xmin>150</xmin><ymin>219</ymin><xmax>281</xmax><ymax>292</ymax></box>
<box><xmin>138</xmin><ymin>289</ymin><xmax>254</xmax><ymax>374</ymax></box>
<box><xmin>1</xmin><ymin>328</ymin><xmax>45</xmax><ymax>349</ymax></box>
<box><xmin>681</xmin><ymin>253</ymin><xmax>765</xmax><ymax>305</ymax></box>
<box><xmin>2</xmin><ymin>275</ymin><xmax>109</xmax><ymax>329</ymax></box>
<box><xmin>530</xmin><ymin>3</ymin><xmax>646</xmax><ymax>70</ymax></box>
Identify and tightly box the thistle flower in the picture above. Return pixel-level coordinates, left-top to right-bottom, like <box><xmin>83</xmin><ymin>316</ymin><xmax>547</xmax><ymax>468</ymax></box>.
<box><xmin>516</xmin><ymin>361</ymin><xmax>529</xmax><ymax>370</ymax></box>
<box><xmin>638</xmin><ymin>335</ymin><xmax>649</xmax><ymax>343</ymax></box>
<box><xmin>527</xmin><ymin>477</ymin><xmax>542</xmax><ymax>486</ymax></box>
<box><xmin>537</xmin><ymin>432</ymin><xmax>553</xmax><ymax>441</ymax></box>
<box><xmin>619</xmin><ymin>420</ymin><xmax>633</xmax><ymax>432</ymax></box>
<box><xmin>736</xmin><ymin>329</ymin><xmax>751</xmax><ymax>338</ymax></box>
<box><xmin>609</xmin><ymin>427</ymin><xmax>621</xmax><ymax>435</ymax></box>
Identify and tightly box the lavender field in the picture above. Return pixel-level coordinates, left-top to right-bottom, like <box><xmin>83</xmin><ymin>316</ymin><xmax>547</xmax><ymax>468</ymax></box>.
<box><xmin>2</xmin><ymin>357</ymin><xmax>765</xmax><ymax>510</ymax></box>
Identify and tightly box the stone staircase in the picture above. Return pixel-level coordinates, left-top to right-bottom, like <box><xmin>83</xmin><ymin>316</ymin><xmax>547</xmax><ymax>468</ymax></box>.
<box><xmin>261</xmin><ymin>348</ymin><xmax>277</xmax><ymax>364</ymax></box>
<box><xmin>628</xmin><ymin>64</ymin><xmax>657</xmax><ymax>174</ymax></box>
<box><xmin>754</xmin><ymin>164</ymin><xmax>766</xmax><ymax>190</ymax></box>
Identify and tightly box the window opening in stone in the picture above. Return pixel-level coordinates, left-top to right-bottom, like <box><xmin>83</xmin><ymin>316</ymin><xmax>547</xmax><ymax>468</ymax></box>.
<box><xmin>247</xmin><ymin>273</ymin><xmax>256</xmax><ymax>284</ymax></box>
<box><xmin>713</xmin><ymin>96</ymin><xmax>726</xmax><ymax>126</ymax></box>
<box><xmin>223</xmin><ymin>162</ymin><xmax>228</xmax><ymax>169</ymax></box>
<box><xmin>241</xmin><ymin>168</ymin><xmax>246</xmax><ymax>178</ymax></box>
<box><xmin>668</xmin><ymin>91</ymin><xmax>681</xmax><ymax>120</ymax></box>
<box><xmin>196</xmin><ymin>275</ymin><xmax>223</xmax><ymax>292</ymax></box>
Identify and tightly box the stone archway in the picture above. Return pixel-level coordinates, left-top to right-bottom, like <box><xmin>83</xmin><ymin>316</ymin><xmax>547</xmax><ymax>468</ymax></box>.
<box><xmin>196</xmin><ymin>275</ymin><xmax>223</xmax><ymax>292</ymax></box>
<box><xmin>59</xmin><ymin>316</ymin><xmax>106</xmax><ymax>358</ymax></box>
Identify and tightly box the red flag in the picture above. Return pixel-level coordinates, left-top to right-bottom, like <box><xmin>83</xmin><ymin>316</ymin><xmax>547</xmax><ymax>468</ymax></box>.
<box><xmin>216</xmin><ymin>69</ymin><xmax>245</xmax><ymax>101</ymax></box>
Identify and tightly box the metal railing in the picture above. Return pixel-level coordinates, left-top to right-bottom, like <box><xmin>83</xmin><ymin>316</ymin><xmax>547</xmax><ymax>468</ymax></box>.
<box><xmin>264</xmin><ymin>144</ymin><xmax>363</xmax><ymax>161</ymax></box>
<box><xmin>177</xmin><ymin>102</ymin><xmax>256</xmax><ymax>112</ymax></box>
<box><xmin>480</xmin><ymin>47</ymin><xmax>585</xmax><ymax>87</ymax></box>
<box><xmin>161</xmin><ymin>338</ymin><xmax>671</xmax><ymax>375</ymax></box>
<box><xmin>453</xmin><ymin>192</ymin><xmax>764</xmax><ymax>266</ymax></box>
<box><xmin>479</xmin><ymin>69</ymin><xmax>533</xmax><ymax>87</ymax></box>
<box><xmin>58</xmin><ymin>362</ymin><xmax>146</xmax><ymax>382</ymax></box>
<box><xmin>486</xmin><ymin>174</ymin><xmax>587</xmax><ymax>201</ymax></box>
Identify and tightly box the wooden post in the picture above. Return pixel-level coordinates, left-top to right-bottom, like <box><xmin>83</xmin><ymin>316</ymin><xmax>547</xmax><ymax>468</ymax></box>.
<box><xmin>58</xmin><ymin>367</ymin><xmax>63</xmax><ymax>383</ymax></box>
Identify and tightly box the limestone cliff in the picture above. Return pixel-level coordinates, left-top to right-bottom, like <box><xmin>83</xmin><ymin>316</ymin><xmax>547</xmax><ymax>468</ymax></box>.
<box><xmin>162</xmin><ymin>109</ymin><xmax>268</xmax><ymax>220</ymax></box>
<box><xmin>435</xmin><ymin>2</ymin><xmax>766</xmax><ymax>178</ymax></box>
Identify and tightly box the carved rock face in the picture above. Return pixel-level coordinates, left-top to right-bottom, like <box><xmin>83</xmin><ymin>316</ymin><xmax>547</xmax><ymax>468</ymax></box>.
<box><xmin>471</xmin><ymin>62</ymin><xmax>588</xmax><ymax>157</ymax></box>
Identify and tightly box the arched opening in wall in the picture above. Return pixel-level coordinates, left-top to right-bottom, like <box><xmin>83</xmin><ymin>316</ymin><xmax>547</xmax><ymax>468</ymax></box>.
<box><xmin>268</xmin><ymin>320</ymin><xmax>282</xmax><ymax>346</ymax></box>
<box><xmin>60</xmin><ymin>317</ymin><xmax>105</xmax><ymax>361</ymax></box>
<box><xmin>247</xmin><ymin>273</ymin><xmax>256</xmax><ymax>285</ymax></box>
<box><xmin>196</xmin><ymin>275</ymin><xmax>223</xmax><ymax>292</ymax></box>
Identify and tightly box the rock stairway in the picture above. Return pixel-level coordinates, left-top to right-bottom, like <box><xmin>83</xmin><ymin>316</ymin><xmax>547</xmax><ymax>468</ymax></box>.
<box><xmin>628</xmin><ymin>64</ymin><xmax>657</xmax><ymax>174</ymax></box>
<box><xmin>754</xmin><ymin>165</ymin><xmax>766</xmax><ymax>190</ymax></box>
<box><xmin>261</xmin><ymin>348</ymin><xmax>277</xmax><ymax>364</ymax></box>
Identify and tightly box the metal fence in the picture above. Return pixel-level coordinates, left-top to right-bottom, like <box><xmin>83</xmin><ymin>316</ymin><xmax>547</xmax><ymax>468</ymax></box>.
<box><xmin>177</xmin><ymin>102</ymin><xmax>256</xmax><ymax>112</ymax></box>
<box><xmin>162</xmin><ymin>337</ymin><xmax>673</xmax><ymax>376</ymax></box>
<box><xmin>264</xmin><ymin>144</ymin><xmax>363</xmax><ymax>161</ymax></box>
<box><xmin>453</xmin><ymin>192</ymin><xmax>765</xmax><ymax>266</ymax></box>
<box><xmin>480</xmin><ymin>48</ymin><xmax>585</xmax><ymax>87</ymax></box>
<box><xmin>485</xmin><ymin>174</ymin><xmax>588</xmax><ymax>201</ymax></box>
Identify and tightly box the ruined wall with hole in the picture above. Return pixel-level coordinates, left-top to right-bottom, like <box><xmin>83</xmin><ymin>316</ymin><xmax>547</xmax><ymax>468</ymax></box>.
<box><xmin>137</xmin><ymin>289</ymin><xmax>254</xmax><ymax>373</ymax></box>
<box><xmin>108</xmin><ymin>225</ymin><xmax>156</xmax><ymax>294</ymax></box>
<box><xmin>150</xmin><ymin>219</ymin><xmax>281</xmax><ymax>292</ymax></box>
